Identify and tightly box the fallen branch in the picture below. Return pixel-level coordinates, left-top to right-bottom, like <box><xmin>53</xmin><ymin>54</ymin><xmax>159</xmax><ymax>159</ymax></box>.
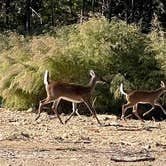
<box><xmin>116</xmin><ymin>128</ymin><xmax>142</xmax><ymax>131</ymax></box>
<box><xmin>110</xmin><ymin>156</ymin><xmax>155</xmax><ymax>162</ymax></box>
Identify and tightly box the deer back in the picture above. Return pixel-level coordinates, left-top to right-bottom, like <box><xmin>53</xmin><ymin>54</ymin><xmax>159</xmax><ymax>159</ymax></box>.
<box><xmin>127</xmin><ymin>87</ymin><xmax>166</xmax><ymax>104</ymax></box>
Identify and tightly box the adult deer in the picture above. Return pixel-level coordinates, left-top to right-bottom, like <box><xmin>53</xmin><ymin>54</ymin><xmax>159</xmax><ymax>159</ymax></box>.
<box><xmin>120</xmin><ymin>81</ymin><xmax>166</xmax><ymax>122</ymax></box>
<box><xmin>35</xmin><ymin>70</ymin><xmax>105</xmax><ymax>125</ymax></box>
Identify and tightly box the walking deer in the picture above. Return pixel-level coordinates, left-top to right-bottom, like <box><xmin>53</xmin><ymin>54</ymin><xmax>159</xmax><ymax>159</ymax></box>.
<box><xmin>35</xmin><ymin>70</ymin><xmax>105</xmax><ymax>125</ymax></box>
<box><xmin>120</xmin><ymin>81</ymin><xmax>166</xmax><ymax>122</ymax></box>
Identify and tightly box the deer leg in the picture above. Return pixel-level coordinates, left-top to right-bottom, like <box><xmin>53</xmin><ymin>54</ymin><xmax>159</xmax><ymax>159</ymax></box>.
<box><xmin>83</xmin><ymin>100</ymin><xmax>101</xmax><ymax>125</ymax></box>
<box><xmin>73</xmin><ymin>103</ymin><xmax>81</xmax><ymax>117</ymax></box>
<box><xmin>121</xmin><ymin>102</ymin><xmax>133</xmax><ymax>120</ymax></box>
<box><xmin>154</xmin><ymin>102</ymin><xmax>166</xmax><ymax>115</ymax></box>
<box><xmin>143</xmin><ymin>104</ymin><xmax>155</xmax><ymax>117</ymax></box>
<box><xmin>91</xmin><ymin>97</ymin><xmax>97</xmax><ymax>118</ymax></box>
<box><xmin>65</xmin><ymin>103</ymin><xmax>78</xmax><ymax>124</ymax></box>
<box><xmin>121</xmin><ymin>104</ymin><xmax>125</xmax><ymax>120</ymax></box>
<box><xmin>92</xmin><ymin>96</ymin><xmax>97</xmax><ymax>108</ymax></box>
<box><xmin>75</xmin><ymin>109</ymin><xmax>81</xmax><ymax>117</ymax></box>
<box><xmin>52</xmin><ymin>99</ymin><xmax>63</xmax><ymax>124</ymax></box>
<box><xmin>132</xmin><ymin>104</ymin><xmax>145</xmax><ymax>122</ymax></box>
<box><xmin>35</xmin><ymin>98</ymin><xmax>51</xmax><ymax>120</ymax></box>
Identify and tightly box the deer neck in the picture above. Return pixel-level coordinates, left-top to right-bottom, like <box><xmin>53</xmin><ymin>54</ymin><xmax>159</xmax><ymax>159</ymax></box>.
<box><xmin>154</xmin><ymin>87</ymin><xmax>165</xmax><ymax>97</ymax></box>
<box><xmin>88</xmin><ymin>76</ymin><xmax>97</xmax><ymax>94</ymax></box>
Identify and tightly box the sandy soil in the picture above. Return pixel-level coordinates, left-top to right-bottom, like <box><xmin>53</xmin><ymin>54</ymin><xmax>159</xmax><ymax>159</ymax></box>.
<box><xmin>0</xmin><ymin>108</ymin><xmax>165</xmax><ymax>166</ymax></box>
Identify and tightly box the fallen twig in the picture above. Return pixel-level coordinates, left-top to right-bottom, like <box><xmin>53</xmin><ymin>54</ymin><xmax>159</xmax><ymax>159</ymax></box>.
<box><xmin>116</xmin><ymin>128</ymin><xmax>142</xmax><ymax>131</ymax></box>
<box><xmin>110</xmin><ymin>156</ymin><xmax>155</xmax><ymax>162</ymax></box>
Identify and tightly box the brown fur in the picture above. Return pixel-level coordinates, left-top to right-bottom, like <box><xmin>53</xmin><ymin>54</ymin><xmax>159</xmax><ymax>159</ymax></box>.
<box><xmin>121</xmin><ymin>81</ymin><xmax>166</xmax><ymax>121</ymax></box>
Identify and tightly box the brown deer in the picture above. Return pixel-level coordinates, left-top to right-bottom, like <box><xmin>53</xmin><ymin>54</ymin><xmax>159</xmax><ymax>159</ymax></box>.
<box><xmin>35</xmin><ymin>70</ymin><xmax>105</xmax><ymax>125</ymax></box>
<box><xmin>120</xmin><ymin>81</ymin><xmax>166</xmax><ymax>122</ymax></box>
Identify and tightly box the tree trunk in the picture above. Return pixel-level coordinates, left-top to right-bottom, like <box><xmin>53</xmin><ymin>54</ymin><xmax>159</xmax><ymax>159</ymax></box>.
<box><xmin>92</xmin><ymin>0</ymin><xmax>95</xmax><ymax>13</ymax></box>
<box><xmin>5</xmin><ymin>0</ymin><xmax>10</xmax><ymax>29</ymax></box>
<box><xmin>80</xmin><ymin>0</ymin><xmax>86</xmax><ymax>23</ymax></box>
<box><xmin>25</xmin><ymin>0</ymin><xmax>31</xmax><ymax>34</ymax></box>
<box><xmin>51</xmin><ymin>0</ymin><xmax>55</xmax><ymax>26</ymax></box>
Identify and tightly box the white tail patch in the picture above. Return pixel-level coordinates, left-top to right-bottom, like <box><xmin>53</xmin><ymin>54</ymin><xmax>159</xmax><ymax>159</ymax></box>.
<box><xmin>160</xmin><ymin>81</ymin><xmax>165</xmax><ymax>88</ymax></box>
<box><xmin>89</xmin><ymin>70</ymin><xmax>95</xmax><ymax>77</ymax></box>
<box><xmin>120</xmin><ymin>83</ymin><xmax>127</xmax><ymax>96</ymax></box>
<box><xmin>44</xmin><ymin>70</ymin><xmax>49</xmax><ymax>87</ymax></box>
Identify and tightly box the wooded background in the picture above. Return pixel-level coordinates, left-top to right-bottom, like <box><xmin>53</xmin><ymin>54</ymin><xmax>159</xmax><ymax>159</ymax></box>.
<box><xmin>0</xmin><ymin>0</ymin><xmax>166</xmax><ymax>34</ymax></box>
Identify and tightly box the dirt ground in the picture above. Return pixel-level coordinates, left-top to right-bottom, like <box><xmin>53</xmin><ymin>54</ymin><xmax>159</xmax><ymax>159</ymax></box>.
<box><xmin>0</xmin><ymin>108</ymin><xmax>165</xmax><ymax>166</ymax></box>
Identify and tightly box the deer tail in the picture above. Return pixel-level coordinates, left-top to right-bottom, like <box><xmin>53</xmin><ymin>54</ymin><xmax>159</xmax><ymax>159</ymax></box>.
<box><xmin>44</xmin><ymin>70</ymin><xmax>49</xmax><ymax>88</ymax></box>
<box><xmin>120</xmin><ymin>83</ymin><xmax>127</xmax><ymax>96</ymax></box>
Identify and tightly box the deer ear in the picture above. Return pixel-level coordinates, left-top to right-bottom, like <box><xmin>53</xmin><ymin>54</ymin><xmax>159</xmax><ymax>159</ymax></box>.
<box><xmin>89</xmin><ymin>70</ymin><xmax>95</xmax><ymax>77</ymax></box>
<box><xmin>160</xmin><ymin>81</ymin><xmax>165</xmax><ymax>87</ymax></box>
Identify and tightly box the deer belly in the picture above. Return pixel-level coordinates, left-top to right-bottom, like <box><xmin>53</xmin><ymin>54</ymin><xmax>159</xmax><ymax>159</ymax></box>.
<box><xmin>60</xmin><ymin>96</ymin><xmax>82</xmax><ymax>103</ymax></box>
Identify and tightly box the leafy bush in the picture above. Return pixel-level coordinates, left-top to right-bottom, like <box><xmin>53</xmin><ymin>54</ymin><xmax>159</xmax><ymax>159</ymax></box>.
<box><xmin>0</xmin><ymin>17</ymin><xmax>165</xmax><ymax>114</ymax></box>
<box><xmin>148</xmin><ymin>17</ymin><xmax>166</xmax><ymax>107</ymax></box>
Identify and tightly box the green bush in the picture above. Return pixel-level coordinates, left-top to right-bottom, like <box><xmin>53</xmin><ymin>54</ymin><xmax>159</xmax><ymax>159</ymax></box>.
<box><xmin>0</xmin><ymin>17</ymin><xmax>165</xmax><ymax>113</ymax></box>
<box><xmin>146</xmin><ymin>16</ymin><xmax>166</xmax><ymax>107</ymax></box>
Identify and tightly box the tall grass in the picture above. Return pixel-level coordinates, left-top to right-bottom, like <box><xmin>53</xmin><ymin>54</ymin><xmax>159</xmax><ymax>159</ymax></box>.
<box><xmin>0</xmin><ymin>17</ymin><xmax>165</xmax><ymax>113</ymax></box>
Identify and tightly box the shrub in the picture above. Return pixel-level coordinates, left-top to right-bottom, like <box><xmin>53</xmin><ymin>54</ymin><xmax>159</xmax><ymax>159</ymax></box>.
<box><xmin>148</xmin><ymin>17</ymin><xmax>166</xmax><ymax>106</ymax></box>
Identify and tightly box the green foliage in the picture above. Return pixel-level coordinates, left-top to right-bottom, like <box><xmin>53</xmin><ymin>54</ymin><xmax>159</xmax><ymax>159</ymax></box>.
<box><xmin>0</xmin><ymin>17</ymin><xmax>165</xmax><ymax>113</ymax></box>
<box><xmin>1</xmin><ymin>0</ymin><xmax>166</xmax><ymax>34</ymax></box>
<box><xmin>149</xmin><ymin>16</ymin><xmax>166</xmax><ymax>78</ymax></box>
<box><xmin>148</xmin><ymin>16</ymin><xmax>166</xmax><ymax>106</ymax></box>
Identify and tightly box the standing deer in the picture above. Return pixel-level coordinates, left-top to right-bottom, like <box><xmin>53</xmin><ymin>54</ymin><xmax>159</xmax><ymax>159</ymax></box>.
<box><xmin>120</xmin><ymin>81</ymin><xmax>166</xmax><ymax>122</ymax></box>
<box><xmin>35</xmin><ymin>70</ymin><xmax>105</xmax><ymax>125</ymax></box>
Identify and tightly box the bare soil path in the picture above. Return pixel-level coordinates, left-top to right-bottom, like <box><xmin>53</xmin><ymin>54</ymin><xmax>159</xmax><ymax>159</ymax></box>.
<box><xmin>0</xmin><ymin>108</ymin><xmax>165</xmax><ymax>166</ymax></box>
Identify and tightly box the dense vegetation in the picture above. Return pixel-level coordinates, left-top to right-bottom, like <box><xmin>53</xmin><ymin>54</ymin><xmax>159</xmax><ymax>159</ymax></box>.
<box><xmin>0</xmin><ymin>0</ymin><xmax>166</xmax><ymax>34</ymax></box>
<box><xmin>0</xmin><ymin>17</ymin><xmax>165</xmax><ymax>114</ymax></box>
